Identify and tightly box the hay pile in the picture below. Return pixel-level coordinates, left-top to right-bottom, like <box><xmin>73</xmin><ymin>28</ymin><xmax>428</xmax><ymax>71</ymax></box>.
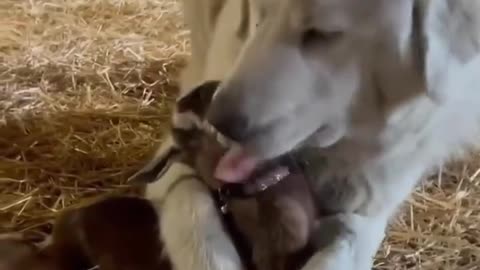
<box><xmin>0</xmin><ymin>0</ymin><xmax>185</xmax><ymax>231</ymax></box>
<box><xmin>0</xmin><ymin>0</ymin><xmax>479</xmax><ymax>269</ymax></box>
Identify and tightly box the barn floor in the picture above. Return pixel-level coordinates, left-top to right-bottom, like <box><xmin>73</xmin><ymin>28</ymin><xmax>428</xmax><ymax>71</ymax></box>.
<box><xmin>1</xmin><ymin>1</ymin><xmax>479</xmax><ymax>269</ymax></box>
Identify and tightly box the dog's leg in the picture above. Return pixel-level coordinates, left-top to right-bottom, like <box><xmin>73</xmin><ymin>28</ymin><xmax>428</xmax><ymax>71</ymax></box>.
<box><xmin>302</xmin><ymin>150</ymin><xmax>430</xmax><ymax>270</ymax></box>
<box><xmin>162</xmin><ymin>179</ymin><xmax>243</xmax><ymax>270</ymax></box>
<box><xmin>180</xmin><ymin>0</ymin><xmax>231</xmax><ymax>93</ymax></box>
<box><xmin>146</xmin><ymin>163</ymin><xmax>243</xmax><ymax>270</ymax></box>
<box><xmin>302</xmin><ymin>213</ymin><xmax>388</xmax><ymax>270</ymax></box>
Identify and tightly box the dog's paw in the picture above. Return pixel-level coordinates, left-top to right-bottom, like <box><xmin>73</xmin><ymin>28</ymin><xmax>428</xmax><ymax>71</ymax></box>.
<box><xmin>301</xmin><ymin>239</ymin><xmax>354</xmax><ymax>270</ymax></box>
<box><xmin>302</xmin><ymin>213</ymin><xmax>385</xmax><ymax>270</ymax></box>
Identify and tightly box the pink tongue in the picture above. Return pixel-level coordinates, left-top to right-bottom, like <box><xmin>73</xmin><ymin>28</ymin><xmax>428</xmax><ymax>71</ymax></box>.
<box><xmin>214</xmin><ymin>147</ymin><xmax>259</xmax><ymax>183</ymax></box>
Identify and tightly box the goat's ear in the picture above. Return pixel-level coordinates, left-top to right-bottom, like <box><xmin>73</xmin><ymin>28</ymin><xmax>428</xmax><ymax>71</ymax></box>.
<box><xmin>128</xmin><ymin>136</ymin><xmax>182</xmax><ymax>184</ymax></box>
<box><xmin>176</xmin><ymin>80</ymin><xmax>220</xmax><ymax>117</ymax></box>
<box><xmin>420</xmin><ymin>0</ymin><xmax>480</xmax><ymax>103</ymax></box>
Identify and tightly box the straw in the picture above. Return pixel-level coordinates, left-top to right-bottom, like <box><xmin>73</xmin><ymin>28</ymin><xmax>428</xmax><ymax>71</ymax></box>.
<box><xmin>1</xmin><ymin>1</ymin><xmax>479</xmax><ymax>269</ymax></box>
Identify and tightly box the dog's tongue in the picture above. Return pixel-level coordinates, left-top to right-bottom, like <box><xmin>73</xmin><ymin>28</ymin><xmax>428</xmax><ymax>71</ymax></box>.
<box><xmin>214</xmin><ymin>147</ymin><xmax>260</xmax><ymax>183</ymax></box>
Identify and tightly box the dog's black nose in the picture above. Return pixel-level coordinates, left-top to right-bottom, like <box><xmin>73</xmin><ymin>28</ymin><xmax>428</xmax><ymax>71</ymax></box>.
<box><xmin>208</xmin><ymin>111</ymin><xmax>249</xmax><ymax>142</ymax></box>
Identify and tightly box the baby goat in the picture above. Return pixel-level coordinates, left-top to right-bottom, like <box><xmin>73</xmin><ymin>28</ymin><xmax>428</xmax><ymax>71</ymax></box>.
<box><xmin>0</xmin><ymin>196</ymin><xmax>171</xmax><ymax>270</ymax></box>
<box><xmin>131</xmin><ymin>81</ymin><xmax>320</xmax><ymax>270</ymax></box>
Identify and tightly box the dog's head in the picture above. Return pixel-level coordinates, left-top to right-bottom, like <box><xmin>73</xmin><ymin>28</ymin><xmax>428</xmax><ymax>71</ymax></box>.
<box><xmin>206</xmin><ymin>0</ymin><xmax>480</xmax><ymax>182</ymax></box>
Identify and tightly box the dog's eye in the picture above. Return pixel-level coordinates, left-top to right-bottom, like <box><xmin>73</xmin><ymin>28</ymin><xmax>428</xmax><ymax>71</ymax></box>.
<box><xmin>301</xmin><ymin>28</ymin><xmax>342</xmax><ymax>47</ymax></box>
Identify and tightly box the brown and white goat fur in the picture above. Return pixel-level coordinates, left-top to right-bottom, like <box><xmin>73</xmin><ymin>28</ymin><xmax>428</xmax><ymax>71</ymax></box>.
<box><xmin>0</xmin><ymin>196</ymin><xmax>171</xmax><ymax>270</ymax></box>
<box><xmin>131</xmin><ymin>81</ymin><xmax>320</xmax><ymax>270</ymax></box>
<box><xmin>138</xmin><ymin>1</ymin><xmax>480</xmax><ymax>270</ymax></box>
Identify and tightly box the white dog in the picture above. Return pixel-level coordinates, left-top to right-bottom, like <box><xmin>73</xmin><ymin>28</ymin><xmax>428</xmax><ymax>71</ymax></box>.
<box><xmin>138</xmin><ymin>0</ymin><xmax>480</xmax><ymax>270</ymax></box>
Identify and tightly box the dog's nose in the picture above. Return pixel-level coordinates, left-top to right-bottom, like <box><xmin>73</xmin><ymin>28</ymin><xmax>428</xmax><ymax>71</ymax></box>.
<box><xmin>207</xmin><ymin>111</ymin><xmax>249</xmax><ymax>142</ymax></box>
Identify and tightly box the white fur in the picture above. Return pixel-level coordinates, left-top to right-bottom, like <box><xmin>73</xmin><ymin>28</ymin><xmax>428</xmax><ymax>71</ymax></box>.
<box><xmin>160</xmin><ymin>177</ymin><xmax>243</xmax><ymax>270</ymax></box>
<box><xmin>144</xmin><ymin>162</ymin><xmax>196</xmax><ymax>203</ymax></box>
<box><xmin>172</xmin><ymin>111</ymin><xmax>203</xmax><ymax>130</ymax></box>
<box><xmin>145</xmin><ymin>150</ymin><xmax>243</xmax><ymax>270</ymax></box>
<box><xmin>154</xmin><ymin>0</ymin><xmax>480</xmax><ymax>270</ymax></box>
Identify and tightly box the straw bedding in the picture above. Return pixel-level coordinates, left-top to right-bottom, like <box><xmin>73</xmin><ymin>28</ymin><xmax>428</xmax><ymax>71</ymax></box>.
<box><xmin>0</xmin><ymin>0</ymin><xmax>479</xmax><ymax>269</ymax></box>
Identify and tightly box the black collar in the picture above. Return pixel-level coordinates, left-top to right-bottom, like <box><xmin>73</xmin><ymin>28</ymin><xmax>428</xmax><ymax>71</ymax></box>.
<box><xmin>209</xmin><ymin>188</ymin><xmax>256</xmax><ymax>270</ymax></box>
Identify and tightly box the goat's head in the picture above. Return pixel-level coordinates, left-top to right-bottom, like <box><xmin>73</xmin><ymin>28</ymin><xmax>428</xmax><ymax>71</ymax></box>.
<box><xmin>128</xmin><ymin>81</ymin><xmax>230</xmax><ymax>190</ymax></box>
<box><xmin>129</xmin><ymin>81</ymin><xmax>312</xmax><ymax>195</ymax></box>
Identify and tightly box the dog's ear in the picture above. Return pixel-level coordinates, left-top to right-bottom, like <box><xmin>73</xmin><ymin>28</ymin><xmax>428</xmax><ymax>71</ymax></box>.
<box><xmin>419</xmin><ymin>0</ymin><xmax>480</xmax><ymax>103</ymax></box>
<box><xmin>128</xmin><ymin>136</ymin><xmax>182</xmax><ymax>184</ymax></box>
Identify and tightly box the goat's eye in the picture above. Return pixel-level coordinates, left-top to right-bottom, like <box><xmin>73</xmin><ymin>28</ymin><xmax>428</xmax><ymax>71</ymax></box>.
<box><xmin>301</xmin><ymin>28</ymin><xmax>342</xmax><ymax>47</ymax></box>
